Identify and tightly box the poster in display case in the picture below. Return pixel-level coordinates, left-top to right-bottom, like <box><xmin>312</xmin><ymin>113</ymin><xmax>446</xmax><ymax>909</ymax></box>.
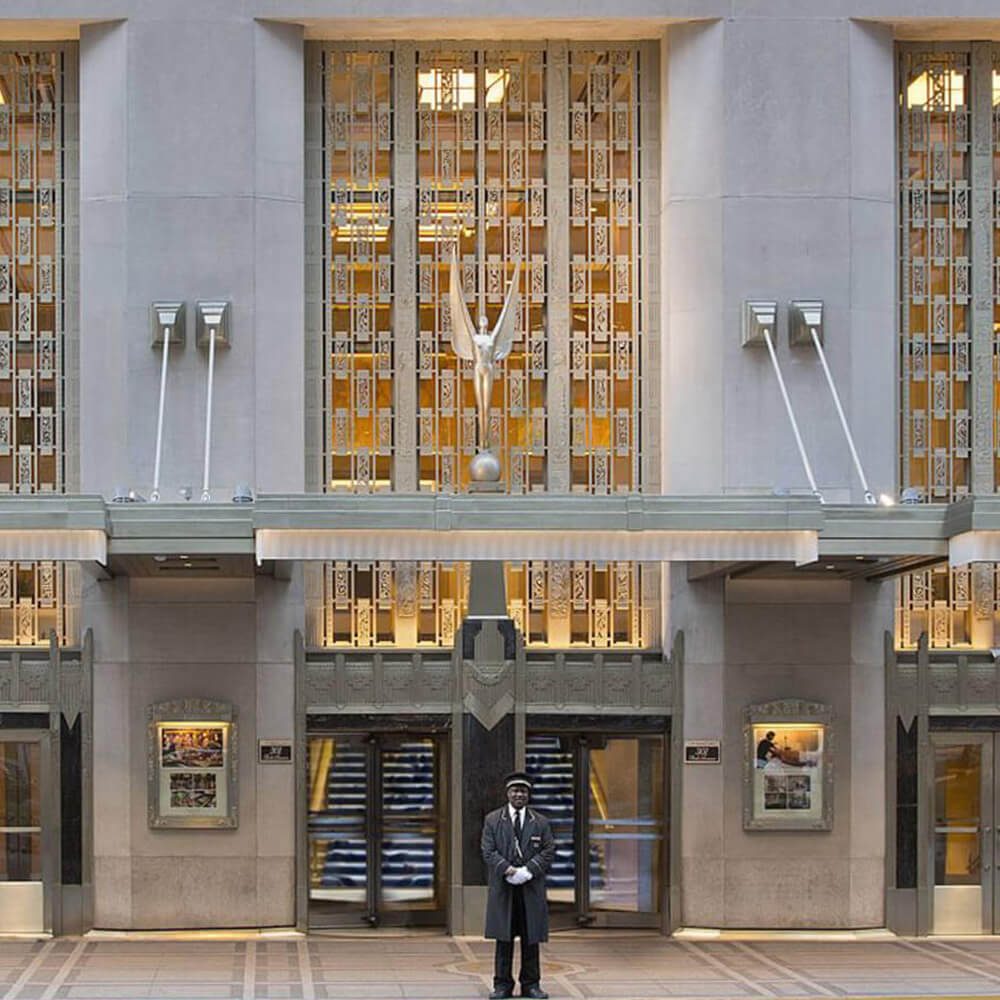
<box><xmin>743</xmin><ymin>700</ymin><xmax>833</xmax><ymax>831</ymax></box>
<box><xmin>147</xmin><ymin>699</ymin><xmax>238</xmax><ymax>829</ymax></box>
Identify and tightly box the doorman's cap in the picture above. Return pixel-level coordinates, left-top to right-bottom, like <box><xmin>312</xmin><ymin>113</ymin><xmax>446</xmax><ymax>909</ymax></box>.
<box><xmin>505</xmin><ymin>771</ymin><xmax>533</xmax><ymax>791</ymax></box>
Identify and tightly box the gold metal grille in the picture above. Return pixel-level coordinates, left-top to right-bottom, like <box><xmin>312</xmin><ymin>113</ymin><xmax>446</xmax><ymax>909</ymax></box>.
<box><xmin>0</xmin><ymin>51</ymin><xmax>68</xmax><ymax>645</ymax></box>
<box><xmin>568</xmin><ymin>49</ymin><xmax>642</xmax><ymax>494</ymax></box>
<box><xmin>324</xmin><ymin>49</ymin><xmax>394</xmax><ymax>493</ymax></box>
<box><xmin>415</xmin><ymin>49</ymin><xmax>547</xmax><ymax>494</ymax></box>
<box><xmin>311</xmin><ymin>42</ymin><xmax>658</xmax><ymax>649</ymax></box>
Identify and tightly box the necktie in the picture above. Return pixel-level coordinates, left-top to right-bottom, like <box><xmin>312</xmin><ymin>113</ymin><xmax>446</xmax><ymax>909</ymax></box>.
<box><xmin>514</xmin><ymin>809</ymin><xmax>522</xmax><ymax>841</ymax></box>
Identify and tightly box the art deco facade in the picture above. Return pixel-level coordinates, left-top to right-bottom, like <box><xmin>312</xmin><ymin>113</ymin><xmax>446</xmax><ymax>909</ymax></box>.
<box><xmin>2</xmin><ymin>0</ymin><xmax>1000</xmax><ymax>940</ymax></box>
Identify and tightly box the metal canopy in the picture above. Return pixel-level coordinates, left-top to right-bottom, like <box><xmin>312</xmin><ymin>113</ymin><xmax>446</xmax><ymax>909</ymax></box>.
<box><xmin>0</xmin><ymin>492</ymin><xmax>995</xmax><ymax>580</ymax></box>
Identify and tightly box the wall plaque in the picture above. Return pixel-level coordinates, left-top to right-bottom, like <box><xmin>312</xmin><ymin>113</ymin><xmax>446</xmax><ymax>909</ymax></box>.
<box><xmin>258</xmin><ymin>739</ymin><xmax>292</xmax><ymax>764</ymax></box>
<box><xmin>684</xmin><ymin>740</ymin><xmax>721</xmax><ymax>764</ymax></box>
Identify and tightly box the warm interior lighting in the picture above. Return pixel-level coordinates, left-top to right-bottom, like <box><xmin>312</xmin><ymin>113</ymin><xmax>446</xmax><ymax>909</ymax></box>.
<box><xmin>417</xmin><ymin>68</ymin><xmax>509</xmax><ymax>110</ymax></box>
<box><xmin>906</xmin><ymin>69</ymin><xmax>966</xmax><ymax>110</ymax></box>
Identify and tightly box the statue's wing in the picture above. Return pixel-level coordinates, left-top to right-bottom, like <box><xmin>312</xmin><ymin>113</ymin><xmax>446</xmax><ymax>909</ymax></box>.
<box><xmin>448</xmin><ymin>250</ymin><xmax>477</xmax><ymax>362</ymax></box>
<box><xmin>492</xmin><ymin>262</ymin><xmax>521</xmax><ymax>362</ymax></box>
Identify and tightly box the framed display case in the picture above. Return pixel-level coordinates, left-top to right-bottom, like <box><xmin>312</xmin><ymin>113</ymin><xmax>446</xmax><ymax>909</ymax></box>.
<box><xmin>743</xmin><ymin>700</ymin><xmax>833</xmax><ymax>831</ymax></box>
<box><xmin>147</xmin><ymin>699</ymin><xmax>238</xmax><ymax>829</ymax></box>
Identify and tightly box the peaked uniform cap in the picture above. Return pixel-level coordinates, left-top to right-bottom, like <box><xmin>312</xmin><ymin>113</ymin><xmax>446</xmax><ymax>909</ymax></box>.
<box><xmin>504</xmin><ymin>771</ymin><xmax>533</xmax><ymax>790</ymax></box>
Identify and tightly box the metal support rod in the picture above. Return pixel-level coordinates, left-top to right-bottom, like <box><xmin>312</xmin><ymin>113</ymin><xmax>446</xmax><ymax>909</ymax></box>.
<box><xmin>808</xmin><ymin>326</ymin><xmax>876</xmax><ymax>504</ymax></box>
<box><xmin>150</xmin><ymin>325</ymin><xmax>171</xmax><ymax>503</ymax></box>
<box><xmin>762</xmin><ymin>329</ymin><xmax>823</xmax><ymax>502</ymax></box>
<box><xmin>201</xmin><ymin>327</ymin><xmax>217</xmax><ymax>502</ymax></box>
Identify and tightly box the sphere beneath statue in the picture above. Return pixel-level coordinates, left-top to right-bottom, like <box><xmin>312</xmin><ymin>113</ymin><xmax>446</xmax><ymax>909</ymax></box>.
<box><xmin>469</xmin><ymin>450</ymin><xmax>502</xmax><ymax>482</ymax></box>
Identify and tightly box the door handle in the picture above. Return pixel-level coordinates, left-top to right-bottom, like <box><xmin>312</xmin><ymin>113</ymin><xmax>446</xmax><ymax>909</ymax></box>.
<box><xmin>986</xmin><ymin>864</ymin><xmax>993</xmax><ymax>872</ymax></box>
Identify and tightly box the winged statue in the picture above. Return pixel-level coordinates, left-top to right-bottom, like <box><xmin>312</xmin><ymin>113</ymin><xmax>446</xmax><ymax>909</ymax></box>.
<box><xmin>448</xmin><ymin>250</ymin><xmax>521</xmax><ymax>456</ymax></box>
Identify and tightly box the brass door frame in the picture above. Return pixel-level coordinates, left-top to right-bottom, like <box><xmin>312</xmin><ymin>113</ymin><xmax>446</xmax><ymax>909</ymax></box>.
<box><xmin>304</xmin><ymin>729</ymin><xmax>449</xmax><ymax>930</ymax></box>
<box><xmin>0</xmin><ymin>730</ymin><xmax>55</xmax><ymax>935</ymax></box>
<box><xmin>928</xmin><ymin>732</ymin><xmax>996</xmax><ymax>934</ymax></box>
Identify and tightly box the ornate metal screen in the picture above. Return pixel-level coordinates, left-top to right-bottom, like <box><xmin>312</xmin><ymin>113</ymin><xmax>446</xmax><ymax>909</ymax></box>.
<box><xmin>415</xmin><ymin>48</ymin><xmax>547</xmax><ymax>494</ymax></box>
<box><xmin>319</xmin><ymin>559</ymin><xmax>654</xmax><ymax>649</ymax></box>
<box><xmin>567</xmin><ymin>49</ymin><xmax>643</xmax><ymax>494</ymax></box>
<box><xmin>898</xmin><ymin>45</ymin><xmax>1000</xmax><ymax>648</ymax></box>
<box><xmin>308</xmin><ymin>42</ymin><xmax>659</xmax><ymax>649</ymax></box>
<box><xmin>0</xmin><ymin>50</ymin><xmax>74</xmax><ymax>645</ymax></box>
<box><xmin>323</xmin><ymin>49</ymin><xmax>394</xmax><ymax>493</ymax></box>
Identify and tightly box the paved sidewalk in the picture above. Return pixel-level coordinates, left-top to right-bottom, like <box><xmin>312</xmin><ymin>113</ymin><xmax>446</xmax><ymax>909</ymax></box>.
<box><xmin>4</xmin><ymin>933</ymin><xmax>1000</xmax><ymax>999</ymax></box>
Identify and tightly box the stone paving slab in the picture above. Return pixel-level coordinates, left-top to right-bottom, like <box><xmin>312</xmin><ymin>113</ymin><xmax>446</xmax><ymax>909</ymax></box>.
<box><xmin>3</xmin><ymin>935</ymin><xmax>1000</xmax><ymax>1000</ymax></box>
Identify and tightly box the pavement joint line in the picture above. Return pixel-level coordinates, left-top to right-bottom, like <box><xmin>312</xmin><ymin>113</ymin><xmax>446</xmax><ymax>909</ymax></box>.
<box><xmin>552</xmin><ymin>971</ymin><xmax>585</xmax><ymax>998</ymax></box>
<box><xmin>929</xmin><ymin>937</ymin><xmax>1000</xmax><ymax>973</ymax></box>
<box><xmin>896</xmin><ymin>938</ymin><xmax>1000</xmax><ymax>987</ymax></box>
<box><xmin>6</xmin><ymin>939</ymin><xmax>58</xmax><ymax>1000</ymax></box>
<box><xmin>39</xmin><ymin>938</ymin><xmax>88</xmax><ymax>1000</ymax></box>
<box><xmin>296</xmin><ymin>938</ymin><xmax>316</xmax><ymax>1000</ymax></box>
<box><xmin>675</xmin><ymin>939</ymin><xmax>779</xmax><ymax>998</ymax></box>
<box><xmin>727</xmin><ymin>941</ymin><xmax>837</xmax><ymax>998</ymax></box>
<box><xmin>242</xmin><ymin>939</ymin><xmax>256</xmax><ymax>1000</ymax></box>
<box><xmin>454</xmin><ymin>938</ymin><xmax>477</xmax><ymax>963</ymax></box>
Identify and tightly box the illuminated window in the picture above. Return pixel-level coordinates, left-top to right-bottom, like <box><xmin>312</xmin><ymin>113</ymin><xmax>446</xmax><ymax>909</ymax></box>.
<box><xmin>310</xmin><ymin>43</ymin><xmax>658</xmax><ymax>649</ymax></box>
<box><xmin>0</xmin><ymin>50</ymin><xmax>72</xmax><ymax>645</ymax></box>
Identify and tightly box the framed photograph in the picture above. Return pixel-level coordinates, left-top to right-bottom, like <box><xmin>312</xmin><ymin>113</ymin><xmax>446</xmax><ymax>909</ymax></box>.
<box><xmin>258</xmin><ymin>739</ymin><xmax>292</xmax><ymax>764</ymax></box>
<box><xmin>147</xmin><ymin>700</ymin><xmax>238</xmax><ymax>829</ymax></box>
<box><xmin>743</xmin><ymin>700</ymin><xmax>833</xmax><ymax>831</ymax></box>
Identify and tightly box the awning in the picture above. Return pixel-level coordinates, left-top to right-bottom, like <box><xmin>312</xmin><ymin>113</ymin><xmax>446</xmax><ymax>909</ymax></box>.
<box><xmin>0</xmin><ymin>528</ymin><xmax>107</xmax><ymax>562</ymax></box>
<box><xmin>255</xmin><ymin>527</ymin><xmax>819</xmax><ymax>565</ymax></box>
<box><xmin>950</xmin><ymin>530</ymin><xmax>1000</xmax><ymax>567</ymax></box>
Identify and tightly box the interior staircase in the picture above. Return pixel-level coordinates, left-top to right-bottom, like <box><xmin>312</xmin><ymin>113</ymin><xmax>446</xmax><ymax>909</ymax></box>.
<box><xmin>309</xmin><ymin>740</ymin><xmax>436</xmax><ymax>890</ymax></box>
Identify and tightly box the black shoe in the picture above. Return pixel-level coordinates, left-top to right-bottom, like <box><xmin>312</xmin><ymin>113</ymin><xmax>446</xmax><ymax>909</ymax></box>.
<box><xmin>489</xmin><ymin>990</ymin><xmax>513</xmax><ymax>999</ymax></box>
<box><xmin>521</xmin><ymin>988</ymin><xmax>549</xmax><ymax>999</ymax></box>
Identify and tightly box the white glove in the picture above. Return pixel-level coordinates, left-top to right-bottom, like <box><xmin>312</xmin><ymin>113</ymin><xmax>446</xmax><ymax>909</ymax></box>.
<box><xmin>505</xmin><ymin>866</ymin><xmax>533</xmax><ymax>886</ymax></box>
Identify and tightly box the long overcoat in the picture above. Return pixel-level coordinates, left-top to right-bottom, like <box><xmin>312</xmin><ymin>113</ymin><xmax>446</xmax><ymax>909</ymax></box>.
<box><xmin>481</xmin><ymin>805</ymin><xmax>556</xmax><ymax>944</ymax></box>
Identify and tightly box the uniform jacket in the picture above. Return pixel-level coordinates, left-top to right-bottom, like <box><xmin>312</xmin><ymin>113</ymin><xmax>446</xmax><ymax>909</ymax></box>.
<box><xmin>481</xmin><ymin>805</ymin><xmax>556</xmax><ymax>943</ymax></box>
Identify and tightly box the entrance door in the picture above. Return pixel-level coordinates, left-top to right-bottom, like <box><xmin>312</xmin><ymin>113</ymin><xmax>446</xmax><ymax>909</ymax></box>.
<box><xmin>307</xmin><ymin>732</ymin><xmax>447</xmax><ymax>928</ymax></box>
<box><xmin>525</xmin><ymin>732</ymin><xmax>665</xmax><ymax>928</ymax></box>
<box><xmin>930</xmin><ymin>733</ymin><xmax>1000</xmax><ymax>933</ymax></box>
<box><xmin>0</xmin><ymin>732</ymin><xmax>50</xmax><ymax>933</ymax></box>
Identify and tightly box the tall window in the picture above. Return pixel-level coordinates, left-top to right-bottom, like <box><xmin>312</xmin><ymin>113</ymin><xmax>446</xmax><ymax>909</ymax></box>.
<box><xmin>898</xmin><ymin>45</ymin><xmax>1000</xmax><ymax>648</ymax></box>
<box><xmin>0</xmin><ymin>50</ymin><xmax>73</xmax><ymax>645</ymax></box>
<box><xmin>308</xmin><ymin>42</ymin><xmax>658</xmax><ymax>649</ymax></box>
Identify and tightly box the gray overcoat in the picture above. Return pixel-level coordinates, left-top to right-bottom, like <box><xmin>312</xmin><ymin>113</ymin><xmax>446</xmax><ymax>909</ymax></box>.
<box><xmin>481</xmin><ymin>806</ymin><xmax>556</xmax><ymax>944</ymax></box>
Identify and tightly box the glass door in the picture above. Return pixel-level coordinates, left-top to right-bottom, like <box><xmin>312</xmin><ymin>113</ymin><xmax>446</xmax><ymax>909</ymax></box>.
<box><xmin>526</xmin><ymin>731</ymin><xmax>665</xmax><ymax>929</ymax></box>
<box><xmin>931</xmin><ymin>733</ymin><xmax>995</xmax><ymax>933</ymax></box>
<box><xmin>0</xmin><ymin>733</ymin><xmax>50</xmax><ymax>933</ymax></box>
<box><xmin>307</xmin><ymin>732</ymin><xmax>446</xmax><ymax>928</ymax></box>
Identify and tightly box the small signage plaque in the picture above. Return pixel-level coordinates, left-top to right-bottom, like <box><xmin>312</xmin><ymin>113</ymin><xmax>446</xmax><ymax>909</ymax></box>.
<box><xmin>258</xmin><ymin>739</ymin><xmax>293</xmax><ymax>764</ymax></box>
<box><xmin>684</xmin><ymin>740</ymin><xmax>721</xmax><ymax>764</ymax></box>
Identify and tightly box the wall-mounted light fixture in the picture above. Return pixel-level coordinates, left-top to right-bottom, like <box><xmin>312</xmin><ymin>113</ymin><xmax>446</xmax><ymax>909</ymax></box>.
<box><xmin>196</xmin><ymin>301</ymin><xmax>231</xmax><ymax>502</ymax></box>
<box><xmin>741</xmin><ymin>300</ymin><xmax>777</xmax><ymax>348</ymax></box>
<box><xmin>149</xmin><ymin>302</ymin><xmax>185</xmax><ymax>502</ymax></box>
<box><xmin>742</xmin><ymin>299</ymin><xmax>823</xmax><ymax>502</ymax></box>
<box><xmin>788</xmin><ymin>299</ymin><xmax>823</xmax><ymax>347</ymax></box>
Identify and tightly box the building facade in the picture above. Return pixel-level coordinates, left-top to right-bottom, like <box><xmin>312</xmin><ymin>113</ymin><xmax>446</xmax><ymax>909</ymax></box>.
<box><xmin>1</xmin><ymin>0</ymin><xmax>999</xmax><ymax>938</ymax></box>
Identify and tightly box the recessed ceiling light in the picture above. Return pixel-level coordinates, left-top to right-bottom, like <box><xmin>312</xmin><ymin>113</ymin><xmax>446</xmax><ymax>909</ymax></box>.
<box><xmin>153</xmin><ymin>555</ymin><xmax>167</xmax><ymax>563</ymax></box>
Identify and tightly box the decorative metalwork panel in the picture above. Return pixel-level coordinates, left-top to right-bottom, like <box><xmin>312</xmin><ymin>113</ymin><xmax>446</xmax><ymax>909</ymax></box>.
<box><xmin>415</xmin><ymin>48</ymin><xmax>547</xmax><ymax>494</ymax></box>
<box><xmin>324</xmin><ymin>49</ymin><xmax>394</xmax><ymax>493</ymax></box>
<box><xmin>899</xmin><ymin>49</ymin><xmax>971</xmax><ymax>502</ymax></box>
<box><xmin>309</xmin><ymin>42</ymin><xmax>658</xmax><ymax>650</ymax></box>
<box><xmin>322</xmin><ymin>560</ymin><xmax>467</xmax><ymax>648</ymax></box>
<box><xmin>0</xmin><ymin>50</ymin><xmax>70</xmax><ymax>645</ymax></box>
<box><xmin>567</xmin><ymin>49</ymin><xmax>643</xmax><ymax>494</ymax></box>
<box><xmin>507</xmin><ymin>560</ymin><xmax>656</xmax><ymax>648</ymax></box>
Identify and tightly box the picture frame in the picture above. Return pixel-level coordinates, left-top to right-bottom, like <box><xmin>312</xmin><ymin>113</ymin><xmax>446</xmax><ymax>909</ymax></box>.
<box><xmin>147</xmin><ymin>699</ymin><xmax>238</xmax><ymax>829</ymax></box>
<box><xmin>743</xmin><ymin>699</ymin><xmax>833</xmax><ymax>831</ymax></box>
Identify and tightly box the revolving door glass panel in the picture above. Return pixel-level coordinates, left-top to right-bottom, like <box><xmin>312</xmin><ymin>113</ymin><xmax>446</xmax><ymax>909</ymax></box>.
<box><xmin>307</xmin><ymin>732</ymin><xmax>446</xmax><ymax>927</ymax></box>
<box><xmin>526</xmin><ymin>731</ymin><xmax>665</xmax><ymax>928</ymax></box>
